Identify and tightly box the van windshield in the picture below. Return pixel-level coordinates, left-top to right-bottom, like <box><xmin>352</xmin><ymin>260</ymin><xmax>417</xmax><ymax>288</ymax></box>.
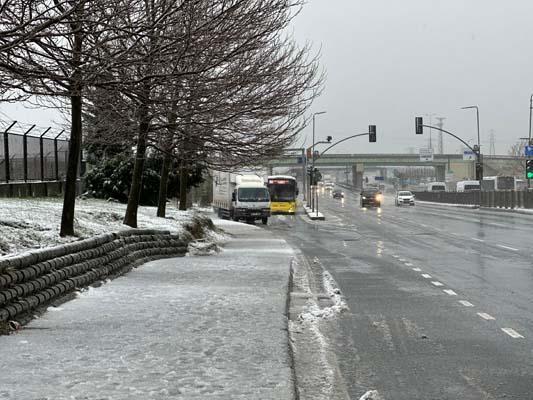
<box><xmin>238</xmin><ymin>188</ymin><xmax>270</xmax><ymax>202</ymax></box>
<box><xmin>431</xmin><ymin>185</ymin><xmax>445</xmax><ymax>191</ymax></box>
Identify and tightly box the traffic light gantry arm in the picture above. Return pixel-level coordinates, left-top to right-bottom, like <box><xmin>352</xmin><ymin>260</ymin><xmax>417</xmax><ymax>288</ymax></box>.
<box><xmin>417</xmin><ymin>123</ymin><xmax>480</xmax><ymax>157</ymax></box>
<box><xmin>315</xmin><ymin>131</ymin><xmax>375</xmax><ymax>160</ymax></box>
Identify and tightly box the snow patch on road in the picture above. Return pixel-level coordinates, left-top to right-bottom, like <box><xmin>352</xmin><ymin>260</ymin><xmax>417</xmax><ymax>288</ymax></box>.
<box><xmin>359</xmin><ymin>389</ymin><xmax>384</xmax><ymax>400</ymax></box>
<box><xmin>289</xmin><ymin>255</ymin><xmax>351</xmax><ymax>399</ymax></box>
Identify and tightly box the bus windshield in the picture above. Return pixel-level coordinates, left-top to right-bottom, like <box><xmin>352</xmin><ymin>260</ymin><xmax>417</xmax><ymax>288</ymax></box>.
<box><xmin>267</xmin><ymin>179</ymin><xmax>297</xmax><ymax>202</ymax></box>
<box><xmin>238</xmin><ymin>188</ymin><xmax>270</xmax><ymax>202</ymax></box>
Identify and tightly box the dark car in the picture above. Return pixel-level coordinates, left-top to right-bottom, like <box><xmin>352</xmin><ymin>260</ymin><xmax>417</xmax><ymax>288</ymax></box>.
<box><xmin>332</xmin><ymin>189</ymin><xmax>344</xmax><ymax>199</ymax></box>
<box><xmin>360</xmin><ymin>188</ymin><xmax>382</xmax><ymax>208</ymax></box>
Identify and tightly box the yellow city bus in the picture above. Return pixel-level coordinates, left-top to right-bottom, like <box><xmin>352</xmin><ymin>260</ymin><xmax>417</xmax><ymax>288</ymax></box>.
<box><xmin>267</xmin><ymin>175</ymin><xmax>298</xmax><ymax>214</ymax></box>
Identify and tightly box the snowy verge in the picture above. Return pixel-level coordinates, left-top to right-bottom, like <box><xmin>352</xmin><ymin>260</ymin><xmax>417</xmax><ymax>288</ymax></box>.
<box><xmin>417</xmin><ymin>200</ymin><xmax>478</xmax><ymax>209</ymax></box>
<box><xmin>418</xmin><ymin>200</ymin><xmax>533</xmax><ymax>216</ymax></box>
<box><xmin>0</xmin><ymin>198</ymin><xmax>206</xmax><ymax>258</ymax></box>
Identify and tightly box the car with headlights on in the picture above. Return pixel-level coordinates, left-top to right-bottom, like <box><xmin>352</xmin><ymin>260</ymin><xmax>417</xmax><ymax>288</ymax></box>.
<box><xmin>395</xmin><ymin>190</ymin><xmax>415</xmax><ymax>206</ymax></box>
<box><xmin>332</xmin><ymin>189</ymin><xmax>344</xmax><ymax>199</ymax></box>
<box><xmin>360</xmin><ymin>188</ymin><xmax>382</xmax><ymax>208</ymax></box>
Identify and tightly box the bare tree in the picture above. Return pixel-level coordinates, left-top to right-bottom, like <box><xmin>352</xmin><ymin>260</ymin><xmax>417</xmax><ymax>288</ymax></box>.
<box><xmin>0</xmin><ymin>0</ymin><xmax>135</xmax><ymax>236</ymax></box>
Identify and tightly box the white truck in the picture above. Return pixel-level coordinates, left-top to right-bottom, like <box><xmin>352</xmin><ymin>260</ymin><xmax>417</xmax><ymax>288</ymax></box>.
<box><xmin>212</xmin><ymin>171</ymin><xmax>271</xmax><ymax>224</ymax></box>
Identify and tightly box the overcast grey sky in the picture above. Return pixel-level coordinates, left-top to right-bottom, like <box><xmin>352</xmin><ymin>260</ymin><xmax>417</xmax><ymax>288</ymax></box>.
<box><xmin>292</xmin><ymin>0</ymin><xmax>533</xmax><ymax>155</ymax></box>
<box><xmin>2</xmin><ymin>1</ymin><xmax>533</xmax><ymax>156</ymax></box>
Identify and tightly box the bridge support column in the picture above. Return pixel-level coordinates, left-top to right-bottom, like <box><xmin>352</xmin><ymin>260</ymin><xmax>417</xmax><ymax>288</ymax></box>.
<box><xmin>435</xmin><ymin>165</ymin><xmax>446</xmax><ymax>182</ymax></box>
<box><xmin>352</xmin><ymin>163</ymin><xmax>364</xmax><ymax>189</ymax></box>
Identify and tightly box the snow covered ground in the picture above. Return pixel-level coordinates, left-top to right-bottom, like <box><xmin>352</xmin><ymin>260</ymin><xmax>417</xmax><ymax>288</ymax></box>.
<box><xmin>0</xmin><ymin>219</ymin><xmax>295</xmax><ymax>399</ymax></box>
<box><xmin>0</xmin><ymin>198</ymin><xmax>200</xmax><ymax>257</ymax></box>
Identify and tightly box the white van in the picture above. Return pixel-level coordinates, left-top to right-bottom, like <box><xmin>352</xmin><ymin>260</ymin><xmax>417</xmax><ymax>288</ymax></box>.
<box><xmin>427</xmin><ymin>182</ymin><xmax>446</xmax><ymax>192</ymax></box>
<box><xmin>456</xmin><ymin>180</ymin><xmax>480</xmax><ymax>192</ymax></box>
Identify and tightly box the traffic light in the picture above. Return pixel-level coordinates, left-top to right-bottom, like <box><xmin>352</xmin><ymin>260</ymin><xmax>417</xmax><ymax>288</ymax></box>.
<box><xmin>369</xmin><ymin>125</ymin><xmax>376</xmax><ymax>142</ymax></box>
<box><xmin>312</xmin><ymin>168</ymin><xmax>322</xmax><ymax>185</ymax></box>
<box><xmin>475</xmin><ymin>162</ymin><xmax>483</xmax><ymax>181</ymax></box>
<box><xmin>415</xmin><ymin>117</ymin><xmax>423</xmax><ymax>135</ymax></box>
<box><xmin>326</xmin><ymin>135</ymin><xmax>332</xmax><ymax>142</ymax></box>
<box><xmin>526</xmin><ymin>159</ymin><xmax>533</xmax><ymax>179</ymax></box>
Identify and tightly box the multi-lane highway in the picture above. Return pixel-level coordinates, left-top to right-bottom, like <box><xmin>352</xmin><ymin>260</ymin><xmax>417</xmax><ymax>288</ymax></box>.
<box><xmin>268</xmin><ymin>188</ymin><xmax>533</xmax><ymax>399</ymax></box>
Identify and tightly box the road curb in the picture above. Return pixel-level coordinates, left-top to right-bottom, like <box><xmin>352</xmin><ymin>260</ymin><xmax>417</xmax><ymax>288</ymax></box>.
<box><xmin>302</xmin><ymin>205</ymin><xmax>325</xmax><ymax>220</ymax></box>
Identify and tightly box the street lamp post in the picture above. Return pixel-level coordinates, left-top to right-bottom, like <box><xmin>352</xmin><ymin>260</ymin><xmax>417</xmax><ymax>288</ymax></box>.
<box><xmin>528</xmin><ymin>95</ymin><xmax>533</xmax><ymax>189</ymax></box>
<box><xmin>311</xmin><ymin>111</ymin><xmax>326</xmax><ymax>211</ymax></box>
<box><xmin>528</xmin><ymin>94</ymin><xmax>533</xmax><ymax>146</ymax></box>
<box><xmin>461</xmin><ymin>105</ymin><xmax>482</xmax><ymax>201</ymax></box>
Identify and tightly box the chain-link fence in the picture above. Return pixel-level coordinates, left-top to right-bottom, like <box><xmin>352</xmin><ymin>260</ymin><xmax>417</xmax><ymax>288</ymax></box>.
<box><xmin>0</xmin><ymin>121</ymin><xmax>69</xmax><ymax>183</ymax></box>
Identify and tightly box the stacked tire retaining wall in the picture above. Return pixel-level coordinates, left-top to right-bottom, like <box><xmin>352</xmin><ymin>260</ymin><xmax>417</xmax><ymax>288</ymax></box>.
<box><xmin>0</xmin><ymin>229</ymin><xmax>189</xmax><ymax>329</ymax></box>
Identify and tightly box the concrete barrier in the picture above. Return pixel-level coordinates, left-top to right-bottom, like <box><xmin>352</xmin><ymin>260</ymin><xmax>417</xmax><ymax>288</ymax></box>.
<box><xmin>0</xmin><ymin>229</ymin><xmax>191</xmax><ymax>330</ymax></box>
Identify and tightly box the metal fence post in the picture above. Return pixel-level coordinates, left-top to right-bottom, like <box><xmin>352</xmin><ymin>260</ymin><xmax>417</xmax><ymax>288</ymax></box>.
<box><xmin>3</xmin><ymin>121</ymin><xmax>17</xmax><ymax>183</ymax></box>
<box><xmin>22</xmin><ymin>125</ymin><xmax>36</xmax><ymax>182</ymax></box>
<box><xmin>54</xmin><ymin>130</ymin><xmax>64</xmax><ymax>181</ymax></box>
<box><xmin>39</xmin><ymin>127</ymin><xmax>51</xmax><ymax>181</ymax></box>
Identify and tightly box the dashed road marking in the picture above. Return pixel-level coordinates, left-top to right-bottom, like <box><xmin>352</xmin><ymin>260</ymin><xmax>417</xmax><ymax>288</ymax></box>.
<box><xmin>399</xmin><ymin>258</ymin><xmax>407</xmax><ymax>262</ymax></box>
<box><xmin>431</xmin><ymin>281</ymin><xmax>444</xmax><ymax>287</ymax></box>
<box><xmin>404</xmin><ymin>262</ymin><xmax>413</xmax><ymax>266</ymax></box>
<box><xmin>392</xmin><ymin>255</ymin><xmax>400</xmax><ymax>258</ymax></box>
<box><xmin>412</xmin><ymin>268</ymin><xmax>422</xmax><ymax>272</ymax></box>
<box><xmin>501</xmin><ymin>328</ymin><xmax>524</xmax><ymax>339</ymax></box>
<box><xmin>497</xmin><ymin>244</ymin><xmax>519</xmax><ymax>251</ymax></box>
<box><xmin>443</xmin><ymin>289</ymin><xmax>457</xmax><ymax>296</ymax></box>
<box><xmin>421</xmin><ymin>274</ymin><xmax>432</xmax><ymax>279</ymax></box>
<box><xmin>477</xmin><ymin>312</ymin><xmax>495</xmax><ymax>321</ymax></box>
<box><xmin>459</xmin><ymin>300</ymin><xmax>474</xmax><ymax>307</ymax></box>
<box><xmin>471</xmin><ymin>238</ymin><xmax>485</xmax><ymax>242</ymax></box>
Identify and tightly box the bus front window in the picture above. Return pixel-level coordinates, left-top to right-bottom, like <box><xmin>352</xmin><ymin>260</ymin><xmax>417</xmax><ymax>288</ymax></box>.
<box><xmin>268</xmin><ymin>184</ymin><xmax>296</xmax><ymax>202</ymax></box>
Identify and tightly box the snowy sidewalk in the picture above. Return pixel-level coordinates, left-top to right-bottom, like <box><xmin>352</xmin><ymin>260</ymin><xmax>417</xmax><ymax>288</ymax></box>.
<box><xmin>0</xmin><ymin>219</ymin><xmax>296</xmax><ymax>400</ymax></box>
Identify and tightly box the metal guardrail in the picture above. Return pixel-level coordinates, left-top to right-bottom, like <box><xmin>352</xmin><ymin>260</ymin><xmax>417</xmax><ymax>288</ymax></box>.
<box><xmin>413</xmin><ymin>191</ymin><xmax>533</xmax><ymax>209</ymax></box>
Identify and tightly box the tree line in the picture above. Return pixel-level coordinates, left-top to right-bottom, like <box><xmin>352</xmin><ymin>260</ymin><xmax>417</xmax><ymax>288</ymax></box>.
<box><xmin>0</xmin><ymin>0</ymin><xmax>323</xmax><ymax>236</ymax></box>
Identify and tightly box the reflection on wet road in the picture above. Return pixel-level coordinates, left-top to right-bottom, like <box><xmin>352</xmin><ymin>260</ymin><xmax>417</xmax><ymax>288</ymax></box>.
<box><xmin>268</xmin><ymin>189</ymin><xmax>533</xmax><ymax>400</ymax></box>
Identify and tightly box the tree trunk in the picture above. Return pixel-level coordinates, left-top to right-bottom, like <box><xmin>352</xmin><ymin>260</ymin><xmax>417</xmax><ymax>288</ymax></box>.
<box><xmin>59</xmin><ymin>94</ymin><xmax>82</xmax><ymax>237</ymax></box>
<box><xmin>60</xmin><ymin>20</ymin><xmax>83</xmax><ymax>237</ymax></box>
<box><xmin>123</xmin><ymin>108</ymin><xmax>149</xmax><ymax>228</ymax></box>
<box><xmin>179</xmin><ymin>164</ymin><xmax>188</xmax><ymax>211</ymax></box>
<box><xmin>156</xmin><ymin>151</ymin><xmax>172</xmax><ymax>217</ymax></box>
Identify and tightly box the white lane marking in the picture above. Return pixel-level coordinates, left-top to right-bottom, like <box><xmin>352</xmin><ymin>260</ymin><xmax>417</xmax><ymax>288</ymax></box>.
<box><xmin>497</xmin><ymin>244</ymin><xmax>519</xmax><ymax>251</ymax></box>
<box><xmin>431</xmin><ymin>281</ymin><xmax>444</xmax><ymax>287</ymax></box>
<box><xmin>399</xmin><ymin>258</ymin><xmax>407</xmax><ymax>262</ymax></box>
<box><xmin>343</xmin><ymin>241</ymin><xmax>347</xmax><ymax>247</ymax></box>
<box><xmin>477</xmin><ymin>312</ymin><xmax>495</xmax><ymax>321</ymax></box>
<box><xmin>443</xmin><ymin>289</ymin><xmax>458</xmax><ymax>296</ymax></box>
<box><xmin>412</xmin><ymin>268</ymin><xmax>422</xmax><ymax>272</ymax></box>
<box><xmin>501</xmin><ymin>328</ymin><xmax>524</xmax><ymax>339</ymax></box>
<box><xmin>459</xmin><ymin>300</ymin><xmax>474</xmax><ymax>307</ymax></box>
<box><xmin>471</xmin><ymin>238</ymin><xmax>485</xmax><ymax>242</ymax></box>
<box><xmin>392</xmin><ymin>255</ymin><xmax>400</xmax><ymax>258</ymax></box>
<box><xmin>421</xmin><ymin>274</ymin><xmax>432</xmax><ymax>279</ymax></box>
<box><xmin>489</xmin><ymin>222</ymin><xmax>506</xmax><ymax>228</ymax></box>
<box><xmin>404</xmin><ymin>262</ymin><xmax>413</xmax><ymax>266</ymax></box>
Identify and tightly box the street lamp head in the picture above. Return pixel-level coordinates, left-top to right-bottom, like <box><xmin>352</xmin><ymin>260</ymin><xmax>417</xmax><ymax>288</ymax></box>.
<box><xmin>461</xmin><ymin>105</ymin><xmax>478</xmax><ymax>110</ymax></box>
<box><xmin>313</xmin><ymin>111</ymin><xmax>327</xmax><ymax>116</ymax></box>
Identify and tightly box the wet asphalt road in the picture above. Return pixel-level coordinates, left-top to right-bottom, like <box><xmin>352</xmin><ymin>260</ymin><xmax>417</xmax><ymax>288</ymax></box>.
<box><xmin>266</xmin><ymin>189</ymin><xmax>533</xmax><ymax>400</ymax></box>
